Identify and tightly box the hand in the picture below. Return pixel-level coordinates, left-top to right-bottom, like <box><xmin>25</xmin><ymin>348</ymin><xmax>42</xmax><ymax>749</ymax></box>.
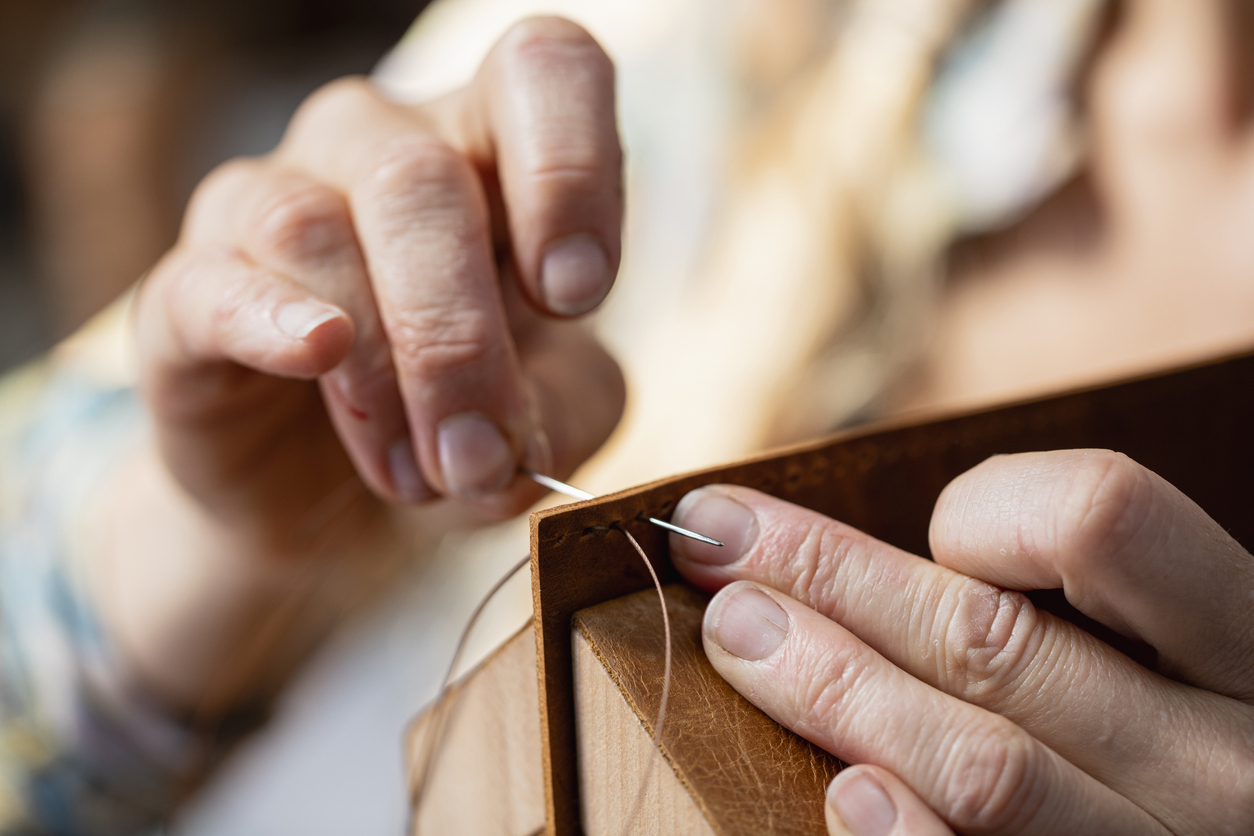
<box><xmin>670</xmin><ymin>450</ymin><xmax>1254</xmax><ymax>835</ymax></box>
<box><xmin>101</xmin><ymin>17</ymin><xmax>625</xmax><ymax>712</ymax></box>
<box><xmin>135</xmin><ymin>16</ymin><xmax>624</xmax><ymax>532</ymax></box>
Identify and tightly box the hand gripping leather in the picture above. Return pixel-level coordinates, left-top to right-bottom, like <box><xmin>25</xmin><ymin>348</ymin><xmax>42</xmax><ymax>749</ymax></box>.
<box><xmin>531</xmin><ymin>347</ymin><xmax>1254</xmax><ymax>836</ymax></box>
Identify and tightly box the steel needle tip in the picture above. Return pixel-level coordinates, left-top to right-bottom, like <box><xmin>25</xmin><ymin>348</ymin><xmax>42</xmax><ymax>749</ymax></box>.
<box><xmin>647</xmin><ymin>516</ymin><xmax>725</xmax><ymax>547</ymax></box>
<box><xmin>523</xmin><ymin>469</ymin><xmax>724</xmax><ymax>547</ymax></box>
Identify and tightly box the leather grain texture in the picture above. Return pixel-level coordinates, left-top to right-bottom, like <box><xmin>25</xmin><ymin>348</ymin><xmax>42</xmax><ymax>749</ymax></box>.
<box><xmin>574</xmin><ymin>585</ymin><xmax>843</xmax><ymax>835</ymax></box>
<box><xmin>531</xmin><ymin>347</ymin><xmax>1254</xmax><ymax>836</ymax></box>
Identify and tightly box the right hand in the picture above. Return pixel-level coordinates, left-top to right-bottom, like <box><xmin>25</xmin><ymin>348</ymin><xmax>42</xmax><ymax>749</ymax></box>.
<box><xmin>133</xmin><ymin>16</ymin><xmax>626</xmax><ymax>546</ymax></box>
<box><xmin>671</xmin><ymin>451</ymin><xmax>1254</xmax><ymax>835</ymax></box>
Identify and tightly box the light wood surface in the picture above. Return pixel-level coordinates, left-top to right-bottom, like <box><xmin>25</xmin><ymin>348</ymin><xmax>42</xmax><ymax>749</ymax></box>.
<box><xmin>406</xmin><ymin>622</ymin><xmax>545</xmax><ymax>836</ymax></box>
<box><xmin>405</xmin><ymin>584</ymin><xmax>841</xmax><ymax>835</ymax></box>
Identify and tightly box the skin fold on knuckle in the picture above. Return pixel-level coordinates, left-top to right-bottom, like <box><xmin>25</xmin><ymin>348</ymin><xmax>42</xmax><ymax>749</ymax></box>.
<box><xmin>1050</xmin><ymin>451</ymin><xmax>1157</xmax><ymax>585</ymax></box>
<box><xmin>937</xmin><ymin>720</ymin><xmax>1048</xmax><ymax>833</ymax></box>
<box><xmin>160</xmin><ymin>248</ymin><xmax>255</xmax><ymax>358</ymax></box>
<box><xmin>142</xmin><ymin>252</ymin><xmax>281</xmax><ymax>420</ymax></box>
<box><xmin>248</xmin><ymin>184</ymin><xmax>355</xmax><ymax>265</ymax></box>
<box><xmin>282</xmin><ymin>76</ymin><xmax>377</xmax><ymax>153</ymax></box>
<box><xmin>937</xmin><ymin>577</ymin><xmax>1045</xmax><ymax>706</ymax></box>
<box><xmin>356</xmin><ymin>136</ymin><xmax>488</xmax><ymax>232</ymax></box>
<box><xmin>769</xmin><ymin>632</ymin><xmax>874</xmax><ymax>750</ymax></box>
<box><xmin>753</xmin><ymin>514</ymin><xmax>862</xmax><ymax>622</ymax></box>
<box><xmin>182</xmin><ymin>158</ymin><xmax>266</xmax><ymax>243</ymax></box>
<box><xmin>387</xmin><ymin>306</ymin><xmax>503</xmax><ymax>388</ymax></box>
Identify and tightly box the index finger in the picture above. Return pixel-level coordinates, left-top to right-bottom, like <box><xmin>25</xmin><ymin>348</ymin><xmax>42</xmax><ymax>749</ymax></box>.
<box><xmin>668</xmin><ymin>485</ymin><xmax>1254</xmax><ymax>833</ymax></box>
<box><xmin>277</xmin><ymin>80</ymin><xmax>534</xmax><ymax>498</ymax></box>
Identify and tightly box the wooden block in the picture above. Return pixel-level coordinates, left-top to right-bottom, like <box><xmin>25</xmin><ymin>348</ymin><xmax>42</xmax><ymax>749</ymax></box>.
<box><xmin>573</xmin><ymin>584</ymin><xmax>844</xmax><ymax>835</ymax></box>
<box><xmin>406</xmin><ymin>583</ymin><xmax>842</xmax><ymax>835</ymax></box>
<box><xmin>406</xmin><ymin>621</ymin><xmax>545</xmax><ymax>836</ymax></box>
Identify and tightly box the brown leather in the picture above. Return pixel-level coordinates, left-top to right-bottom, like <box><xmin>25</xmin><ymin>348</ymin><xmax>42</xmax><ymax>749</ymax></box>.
<box><xmin>530</xmin><ymin>347</ymin><xmax>1254</xmax><ymax>836</ymax></box>
<box><xmin>574</xmin><ymin>584</ymin><xmax>845</xmax><ymax>835</ymax></box>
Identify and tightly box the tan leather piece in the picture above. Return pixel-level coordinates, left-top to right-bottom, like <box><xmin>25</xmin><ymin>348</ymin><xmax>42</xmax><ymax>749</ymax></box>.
<box><xmin>531</xmin><ymin>347</ymin><xmax>1254</xmax><ymax>835</ymax></box>
<box><xmin>573</xmin><ymin>585</ymin><xmax>843</xmax><ymax>836</ymax></box>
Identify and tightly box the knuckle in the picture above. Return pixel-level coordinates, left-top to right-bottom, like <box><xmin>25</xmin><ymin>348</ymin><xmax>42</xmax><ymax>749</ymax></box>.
<box><xmin>788</xmin><ymin>638</ymin><xmax>869</xmax><ymax>738</ymax></box>
<box><xmin>388</xmin><ymin>306</ymin><xmax>499</xmax><ymax>382</ymax></box>
<box><xmin>768</xmin><ymin>518</ymin><xmax>857</xmax><ymax>617</ymax></box>
<box><xmin>159</xmin><ymin>247</ymin><xmax>259</xmax><ymax>357</ymax></box>
<box><xmin>1052</xmin><ymin>450</ymin><xmax>1155</xmax><ymax>570</ymax></box>
<box><xmin>193</xmin><ymin>157</ymin><xmax>261</xmax><ymax>203</ymax></box>
<box><xmin>358</xmin><ymin>137</ymin><xmax>481</xmax><ymax>226</ymax></box>
<box><xmin>941</xmin><ymin>579</ymin><xmax>1042</xmax><ymax>702</ymax></box>
<box><xmin>184</xmin><ymin>158</ymin><xmax>264</xmax><ymax>236</ymax></box>
<box><xmin>286</xmin><ymin>76</ymin><xmax>375</xmax><ymax>143</ymax></box>
<box><xmin>249</xmin><ymin>184</ymin><xmax>354</xmax><ymax>263</ymax></box>
<box><xmin>942</xmin><ymin>724</ymin><xmax>1044</xmax><ymax>831</ymax></box>
<box><xmin>203</xmin><ymin>258</ymin><xmax>263</xmax><ymax>339</ymax></box>
<box><xmin>787</xmin><ymin>518</ymin><xmax>877</xmax><ymax>619</ymax></box>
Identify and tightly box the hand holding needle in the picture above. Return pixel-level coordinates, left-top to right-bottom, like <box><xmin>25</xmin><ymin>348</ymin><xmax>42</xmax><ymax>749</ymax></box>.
<box><xmin>523</xmin><ymin>469</ymin><xmax>725</xmax><ymax>547</ymax></box>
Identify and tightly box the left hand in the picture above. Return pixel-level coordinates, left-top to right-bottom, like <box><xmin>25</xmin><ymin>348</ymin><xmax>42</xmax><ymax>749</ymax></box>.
<box><xmin>101</xmin><ymin>17</ymin><xmax>625</xmax><ymax>716</ymax></box>
<box><xmin>670</xmin><ymin>449</ymin><xmax>1254</xmax><ymax>835</ymax></box>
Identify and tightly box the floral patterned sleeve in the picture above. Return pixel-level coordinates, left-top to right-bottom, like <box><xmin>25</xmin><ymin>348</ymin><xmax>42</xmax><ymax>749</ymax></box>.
<box><xmin>0</xmin><ymin>298</ymin><xmax>226</xmax><ymax>835</ymax></box>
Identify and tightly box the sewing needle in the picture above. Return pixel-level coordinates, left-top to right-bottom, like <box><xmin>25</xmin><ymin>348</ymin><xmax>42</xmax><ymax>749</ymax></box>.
<box><xmin>523</xmin><ymin>469</ymin><xmax>725</xmax><ymax>548</ymax></box>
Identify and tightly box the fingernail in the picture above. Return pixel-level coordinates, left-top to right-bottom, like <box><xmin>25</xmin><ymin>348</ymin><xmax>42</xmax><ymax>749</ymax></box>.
<box><xmin>437</xmin><ymin>412</ymin><xmax>516</xmax><ymax>496</ymax></box>
<box><xmin>540</xmin><ymin>234</ymin><xmax>610</xmax><ymax>316</ymax></box>
<box><xmin>387</xmin><ymin>436</ymin><xmax>433</xmax><ymax>503</ymax></box>
<box><xmin>707</xmin><ymin>585</ymin><xmax>788</xmax><ymax>661</ymax></box>
<box><xmin>671</xmin><ymin>488</ymin><xmax>758</xmax><ymax>565</ymax></box>
<box><xmin>275</xmin><ymin>299</ymin><xmax>341</xmax><ymax>339</ymax></box>
<box><xmin>828</xmin><ymin>773</ymin><xmax>897</xmax><ymax>836</ymax></box>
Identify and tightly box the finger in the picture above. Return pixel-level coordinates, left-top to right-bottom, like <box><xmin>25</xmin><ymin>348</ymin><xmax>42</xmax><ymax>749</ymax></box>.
<box><xmin>670</xmin><ymin>484</ymin><xmax>1254</xmax><ymax>831</ymax></box>
<box><xmin>185</xmin><ymin>159</ymin><xmax>431</xmax><ymax>504</ymax></box>
<box><xmin>929</xmin><ymin>449</ymin><xmax>1254</xmax><ymax>700</ymax></box>
<box><xmin>277</xmin><ymin>78</ymin><xmax>533</xmax><ymax>499</ymax></box>
<box><xmin>826</xmin><ymin>765</ymin><xmax>955</xmax><ymax>836</ymax></box>
<box><xmin>453</xmin><ymin>16</ymin><xmax>622</xmax><ymax>316</ymax></box>
<box><xmin>1089</xmin><ymin>0</ymin><xmax>1236</xmax><ymax>225</ymax></box>
<box><xmin>459</xmin><ymin>273</ymin><xmax>624</xmax><ymax>519</ymax></box>
<box><xmin>135</xmin><ymin>245</ymin><xmax>353</xmax><ymax>504</ymax></box>
<box><xmin>137</xmin><ymin>246</ymin><xmax>352</xmax><ymax>387</ymax></box>
<box><xmin>703</xmin><ymin>582</ymin><xmax>1165</xmax><ymax>835</ymax></box>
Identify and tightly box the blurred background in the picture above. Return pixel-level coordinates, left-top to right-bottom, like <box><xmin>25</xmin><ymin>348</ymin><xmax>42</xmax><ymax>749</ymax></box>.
<box><xmin>6</xmin><ymin>0</ymin><xmax>1254</xmax><ymax>834</ymax></box>
<box><xmin>0</xmin><ymin>0</ymin><xmax>421</xmax><ymax>372</ymax></box>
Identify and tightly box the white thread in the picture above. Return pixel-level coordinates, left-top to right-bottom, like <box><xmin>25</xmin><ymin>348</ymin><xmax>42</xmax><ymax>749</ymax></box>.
<box><xmin>618</xmin><ymin>529</ymin><xmax>673</xmax><ymax>836</ymax></box>
<box><xmin>407</xmin><ymin>553</ymin><xmax>531</xmax><ymax>835</ymax></box>
<box><xmin>408</xmin><ymin>527</ymin><xmax>674</xmax><ymax>836</ymax></box>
